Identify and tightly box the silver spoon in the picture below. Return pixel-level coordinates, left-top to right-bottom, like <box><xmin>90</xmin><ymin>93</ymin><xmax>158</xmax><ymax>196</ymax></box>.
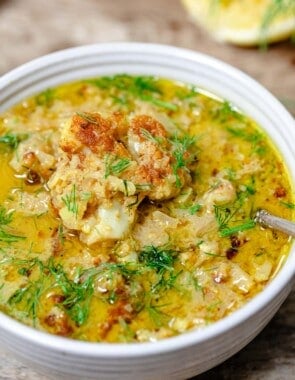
<box><xmin>255</xmin><ymin>209</ymin><xmax>295</xmax><ymax>237</ymax></box>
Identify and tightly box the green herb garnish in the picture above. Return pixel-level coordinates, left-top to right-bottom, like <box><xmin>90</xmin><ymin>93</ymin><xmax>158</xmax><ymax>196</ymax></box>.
<box><xmin>76</xmin><ymin>112</ymin><xmax>99</xmax><ymax>125</ymax></box>
<box><xmin>0</xmin><ymin>133</ymin><xmax>29</xmax><ymax>150</ymax></box>
<box><xmin>180</xmin><ymin>202</ymin><xmax>202</xmax><ymax>215</ymax></box>
<box><xmin>219</xmin><ymin>219</ymin><xmax>256</xmax><ymax>237</ymax></box>
<box><xmin>87</xmin><ymin>74</ymin><xmax>178</xmax><ymax>111</ymax></box>
<box><xmin>0</xmin><ymin>206</ymin><xmax>25</xmax><ymax>243</ymax></box>
<box><xmin>48</xmin><ymin>260</ymin><xmax>94</xmax><ymax>326</ymax></box>
<box><xmin>35</xmin><ymin>88</ymin><xmax>55</xmax><ymax>106</ymax></box>
<box><xmin>140</xmin><ymin>128</ymin><xmax>163</xmax><ymax>144</ymax></box>
<box><xmin>138</xmin><ymin>245</ymin><xmax>178</xmax><ymax>274</ymax></box>
<box><xmin>214</xmin><ymin>101</ymin><xmax>244</xmax><ymax>123</ymax></box>
<box><xmin>61</xmin><ymin>184</ymin><xmax>78</xmax><ymax>217</ymax></box>
<box><xmin>146</xmin><ymin>303</ymin><xmax>170</xmax><ymax>327</ymax></box>
<box><xmin>226</xmin><ymin>126</ymin><xmax>266</xmax><ymax>155</ymax></box>
<box><xmin>104</xmin><ymin>155</ymin><xmax>131</xmax><ymax>178</ymax></box>
<box><xmin>280</xmin><ymin>201</ymin><xmax>295</xmax><ymax>209</ymax></box>
<box><xmin>0</xmin><ymin>206</ymin><xmax>13</xmax><ymax>225</ymax></box>
<box><xmin>170</xmin><ymin>134</ymin><xmax>196</xmax><ymax>187</ymax></box>
<box><xmin>214</xmin><ymin>192</ymin><xmax>255</xmax><ymax>237</ymax></box>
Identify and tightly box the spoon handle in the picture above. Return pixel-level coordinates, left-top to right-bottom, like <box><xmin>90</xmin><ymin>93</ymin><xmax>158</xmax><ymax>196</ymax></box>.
<box><xmin>255</xmin><ymin>209</ymin><xmax>295</xmax><ymax>237</ymax></box>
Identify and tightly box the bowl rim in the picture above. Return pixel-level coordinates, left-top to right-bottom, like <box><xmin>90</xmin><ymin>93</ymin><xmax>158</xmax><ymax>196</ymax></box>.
<box><xmin>0</xmin><ymin>42</ymin><xmax>294</xmax><ymax>358</ymax></box>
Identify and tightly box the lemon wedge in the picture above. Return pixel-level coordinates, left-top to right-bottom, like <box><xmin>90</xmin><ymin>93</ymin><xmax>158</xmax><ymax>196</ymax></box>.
<box><xmin>182</xmin><ymin>0</ymin><xmax>295</xmax><ymax>46</ymax></box>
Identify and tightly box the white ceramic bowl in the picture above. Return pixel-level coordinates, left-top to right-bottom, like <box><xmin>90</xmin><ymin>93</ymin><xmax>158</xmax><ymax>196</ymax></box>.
<box><xmin>0</xmin><ymin>43</ymin><xmax>294</xmax><ymax>380</ymax></box>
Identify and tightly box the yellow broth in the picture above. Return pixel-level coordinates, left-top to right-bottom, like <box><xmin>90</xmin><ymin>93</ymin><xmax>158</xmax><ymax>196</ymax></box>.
<box><xmin>0</xmin><ymin>75</ymin><xmax>293</xmax><ymax>342</ymax></box>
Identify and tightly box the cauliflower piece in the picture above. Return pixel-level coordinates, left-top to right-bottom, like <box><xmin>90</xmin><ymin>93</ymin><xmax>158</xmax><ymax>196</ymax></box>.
<box><xmin>230</xmin><ymin>263</ymin><xmax>254</xmax><ymax>293</ymax></box>
<box><xmin>128</xmin><ymin>115</ymin><xmax>192</xmax><ymax>200</ymax></box>
<box><xmin>10</xmin><ymin>131</ymin><xmax>58</xmax><ymax>180</ymax></box>
<box><xmin>7</xmin><ymin>189</ymin><xmax>50</xmax><ymax>216</ymax></box>
<box><xmin>48</xmin><ymin>112</ymin><xmax>194</xmax><ymax>245</ymax></box>
<box><xmin>202</xmin><ymin>178</ymin><xmax>236</xmax><ymax>209</ymax></box>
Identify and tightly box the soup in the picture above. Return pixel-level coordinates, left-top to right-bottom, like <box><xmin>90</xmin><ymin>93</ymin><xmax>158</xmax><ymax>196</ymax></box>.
<box><xmin>0</xmin><ymin>75</ymin><xmax>293</xmax><ymax>342</ymax></box>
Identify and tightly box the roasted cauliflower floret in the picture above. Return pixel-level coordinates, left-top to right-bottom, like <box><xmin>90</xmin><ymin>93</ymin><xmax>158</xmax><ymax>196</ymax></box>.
<box><xmin>48</xmin><ymin>112</ymin><xmax>195</xmax><ymax>245</ymax></box>
<box><xmin>10</xmin><ymin>131</ymin><xmax>58</xmax><ymax>180</ymax></box>
<box><xmin>128</xmin><ymin>115</ymin><xmax>192</xmax><ymax>200</ymax></box>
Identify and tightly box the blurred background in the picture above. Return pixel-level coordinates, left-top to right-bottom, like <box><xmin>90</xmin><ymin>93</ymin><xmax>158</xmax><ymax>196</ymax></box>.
<box><xmin>0</xmin><ymin>0</ymin><xmax>294</xmax><ymax>379</ymax></box>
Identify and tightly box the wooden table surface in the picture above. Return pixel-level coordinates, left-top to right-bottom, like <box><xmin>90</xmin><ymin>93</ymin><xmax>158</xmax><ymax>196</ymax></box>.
<box><xmin>0</xmin><ymin>0</ymin><xmax>294</xmax><ymax>379</ymax></box>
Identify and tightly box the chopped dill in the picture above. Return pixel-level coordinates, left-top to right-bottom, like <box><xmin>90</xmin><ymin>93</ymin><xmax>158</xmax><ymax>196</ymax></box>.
<box><xmin>35</xmin><ymin>88</ymin><xmax>55</xmax><ymax>106</ymax></box>
<box><xmin>176</xmin><ymin>85</ymin><xmax>198</xmax><ymax>100</ymax></box>
<box><xmin>140</xmin><ymin>128</ymin><xmax>164</xmax><ymax>144</ymax></box>
<box><xmin>203</xmin><ymin>251</ymin><xmax>226</xmax><ymax>258</ymax></box>
<box><xmin>226</xmin><ymin>126</ymin><xmax>266</xmax><ymax>155</ymax></box>
<box><xmin>188</xmin><ymin>203</ymin><xmax>202</xmax><ymax>215</ymax></box>
<box><xmin>219</xmin><ymin>219</ymin><xmax>256</xmax><ymax>237</ymax></box>
<box><xmin>226</xmin><ymin>126</ymin><xmax>263</xmax><ymax>144</ymax></box>
<box><xmin>104</xmin><ymin>155</ymin><xmax>131</xmax><ymax>178</ymax></box>
<box><xmin>141</xmin><ymin>95</ymin><xmax>178</xmax><ymax>111</ymax></box>
<box><xmin>76</xmin><ymin>111</ymin><xmax>99</xmax><ymax>125</ymax></box>
<box><xmin>48</xmin><ymin>260</ymin><xmax>94</xmax><ymax>326</ymax></box>
<box><xmin>86</xmin><ymin>74</ymin><xmax>178</xmax><ymax>111</ymax></box>
<box><xmin>138</xmin><ymin>245</ymin><xmax>178</xmax><ymax>274</ymax></box>
<box><xmin>0</xmin><ymin>229</ymin><xmax>26</xmax><ymax>243</ymax></box>
<box><xmin>9</xmin><ymin>278</ymin><xmax>45</xmax><ymax>324</ymax></box>
<box><xmin>146</xmin><ymin>303</ymin><xmax>170</xmax><ymax>327</ymax></box>
<box><xmin>0</xmin><ymin>206</ymin><xmax>14</xmax><ymax>226</ymax></box>
<box><xmin>280</xmin><ymin>201</ymin><xmax>295</xmax><ymax>209</ymax></box>
<box><xmin>179</xmin><ymin>202</ymin><xmax>202</xmax><ymax>215</ymax></box>
<box><xmin>0</xmin><ymin>132</ymin><xmax>29</xmax><ymax>151</ymax></box>
<box><xmin>153</xmin><ymin>270</ymin><xmax>182</xmax><ymax>293</ymax></box>
<box><xmin>170</xmin><ymin>133</ymin><xmax>197</xmax><ymax>187</ymax></box>
<box><xmin>214</xmin><ymin>192</ymin><xmax>255</xmax><ymax>237</ymax></box>
<box><xmin>214</xmin><ymin>101</ymin><xmax>244</xmax><ymax>123</ymax></box>
<box><xmin>61</xmin><ymin>184</ymin><xmax>78</xmax><ymax>217</ymax></box>
<box><xmin>0</xmin><ymin>206</ymin><xmax>25</xmax><ymax>243</ymax></box>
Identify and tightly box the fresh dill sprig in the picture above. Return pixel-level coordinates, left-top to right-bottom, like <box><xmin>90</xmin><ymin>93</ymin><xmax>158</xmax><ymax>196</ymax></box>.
<box><xmin>214</xmin><ymin>101</ymin><xmax>244</xmax><ymax>123</ymax></box>
<box><xmin>76</xmin><ymin>112</ymin><xmax>99</xmax><ymax>125</ymax></box>
<box><xmin>180</xmin><ymin>203</ymin><xmax>202</xmax><ymax>215</ymax></box>
<box><xmin>170</xmin><ymin>134</ymin><xmax>197</xmax><ymax>187</ymax></box>
<box><xmin>226</xmin><ymin>127</ymin><xmax>265</xmax><ymax>155</ymax></box>
<box><xmin>0</xmin><ymin>229</ymin><xmax>26</xmax><ymax>243</ymax></box>
<box><xmin>3</xmin><ymin>246</ymin><xmax>182</xmax><ymax>328</ymax></box>
<box><xmin>35</xmin><ymin>88</ymin><xmax>55</xmax><ymax>106</ymax></box>
<box><xmin>214</xmin><ymin>192</ymin><xmax>255</xmax><ymax>237</ymax></box>
<box><xmin>104</xmin><ymin>155</ymin><xmax>131</xmax><ymax>178</ymax></box>
<box><xmin>61</xmin><ymin>184</ymin><xmax>78</xmax><ymax>217</ymax></box>
<box><xmin>138</xmin><ymin>245</ymin><xmax>178</xmax><ymax>274</ymax></box>
<box><xmin>203</xmin><ymin>251</ymin><xmax>226</xmax><ymax>258</ymax></box>
<box><xmin>219</xmin><ymin>219</ymin><xmax>256</xmax><ymax>237</ymax></box>
<box><xmin>141</xmin><ymin>95</ymin><xmax>178</xmax><ymax>111</ymax></box>
<box><xmin>86</xmin><ymin>74</ymin><xmax>178</xmax><ymax>111</ymax></box>
<box><xmin>140</xmin><ymin>128</ymin><xmax>164</xmax><ymax>144</ymax></box>
<box><xmin>0</xmin><ymin>133</ymin><xmax>29</xmax><ymax>150</ymax></box>
<box><xmin>0</xmin><ymin>206</ymin><xmax>14</xmax><ymax>225</ymax></box>
<box><xmin>9</xmin><ymin>276</ymin><xmax>45</xmax><ymax>324</ymax></box>
<box><xmin>146</xmin><ymin>303</ymin><xmax>170</xmax><ymax>327</ymax></box>
<box><xmin>280</xmin><ymin>201</ymin><xmax>295</xmax><ymax>209</ymax></box>
<box><xmin>82</xmin><ymin>262</ymin><xmax>141</xmax><ymax>282</ymax></box>
<box><xmin>0</xmin><ymin>206</ymin><xmax>25</xmax><ymax>243</ymax></box>
<box><xmin>48</xmin><ymin>260</ymin><xmax>94</xmax><ymax>326</ymax></box>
